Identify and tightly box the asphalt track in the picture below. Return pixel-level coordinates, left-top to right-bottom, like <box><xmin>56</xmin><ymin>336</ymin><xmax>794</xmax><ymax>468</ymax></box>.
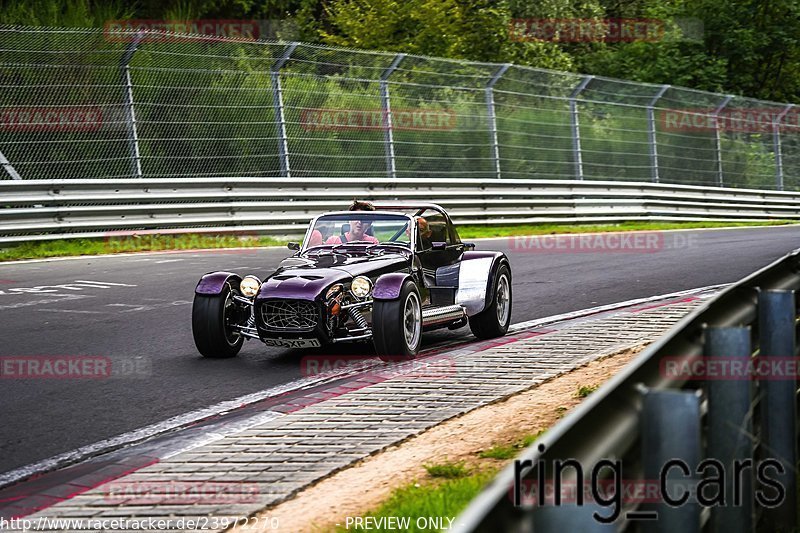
<box><xmin>1</xmin><ymin>226</ymin><xmax>798</xmax><ymax>474</ymax></box>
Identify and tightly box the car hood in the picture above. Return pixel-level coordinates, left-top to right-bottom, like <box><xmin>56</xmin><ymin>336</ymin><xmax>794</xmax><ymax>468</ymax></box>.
<box><xmin>257</xmin><ymin>251</ymin><xmax>408</xmax><ymax>301</ymax></box>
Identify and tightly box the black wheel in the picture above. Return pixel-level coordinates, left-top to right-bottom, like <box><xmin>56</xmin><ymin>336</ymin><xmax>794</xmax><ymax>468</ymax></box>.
<box><xmin>192</xmin><ymin>283</ymin><xmax>244</xmax><ymax>358</ymax></box>
<box><xmin>373</xmin><ymin>280</ymin><xmax>422</xmax><ymax>361</ymax></box>
<box><xmin>469</xmin><ymin>264</ymin><xmax>512</xmax><ymax>340</ymax></box>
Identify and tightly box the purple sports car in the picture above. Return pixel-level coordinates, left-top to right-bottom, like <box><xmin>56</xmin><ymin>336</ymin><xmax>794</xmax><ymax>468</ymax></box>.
<box><xmin>192</xmin><ymin>203</ymin><xmax>512</xmax><ymax>360</ymax></box>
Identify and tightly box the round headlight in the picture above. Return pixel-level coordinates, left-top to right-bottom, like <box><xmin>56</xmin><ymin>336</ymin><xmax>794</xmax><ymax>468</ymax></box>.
<box><xmin>326</xmin><ymin>283</ymin><xmax>344</xmax><ymax>299</ymax></box>
<box><xmin>239</xmin><ymin>275</ymin><xmax>261</xmax><ymax>298</ymax></box>
<box><xmin>350</xmin><ymin>276</ymin><xmax>372</xmax><ymax>298</ymax></box>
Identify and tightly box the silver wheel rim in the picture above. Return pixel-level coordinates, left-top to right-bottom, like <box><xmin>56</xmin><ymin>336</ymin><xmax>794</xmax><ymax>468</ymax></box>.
<box><xmin>223</xmin><ymin>289</ymin><xmax>241</xmax><ymax>346</ymax></box>
<box><xmin>403</xmin><ymin>291</ymin><xmax>421</xmax><ymax>349</ymax></box>
<box><xmin>496</xmin><ymin>274</ymin><xmax>510</xmax><ymax>325</ymax></box>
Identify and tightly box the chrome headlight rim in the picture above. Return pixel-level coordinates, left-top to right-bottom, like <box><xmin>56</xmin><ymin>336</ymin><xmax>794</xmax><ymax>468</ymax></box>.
<box><xmin>239</xmin><ymin>275</ymin><xmax>262</xmax><ymax>298</ymax></box>
<box><xmin>350</xmin><ymin>276</ymin><xmax>373</xmax><ymax>299</ymax></box>
<box><xmin>326</xmin><ymin>283</ymin><xmax>345</xmax><ymax>300</ymax></box>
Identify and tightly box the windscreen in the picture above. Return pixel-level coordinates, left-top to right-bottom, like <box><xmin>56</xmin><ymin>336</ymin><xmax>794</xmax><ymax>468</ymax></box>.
<box><xmin>304</xmin><ymin>213</ymin><xmax>412</xmax><ymax>249</ymax></box>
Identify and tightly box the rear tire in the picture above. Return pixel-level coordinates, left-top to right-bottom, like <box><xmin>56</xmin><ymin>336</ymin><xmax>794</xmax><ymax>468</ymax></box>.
<box><xmin>192</xmin><ymin>283</ymin><xmax>244</xmax><ymax>358</ymax></box>
<box><xmin>373</xmin><ymin>280</ymin><xmax>422</xmax><ymax>361</ymax></box>
<box><xmin>469</xmin><ymin>264</ymin><xmax>512</xmax><ymax>340</ymax></box>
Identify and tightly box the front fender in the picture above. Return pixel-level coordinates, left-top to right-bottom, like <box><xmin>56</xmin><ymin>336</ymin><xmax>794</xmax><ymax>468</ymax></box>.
<box><xmin>456</xmin><ymin>252</ymin><xmax>510</xmax><ymax>316</ymax></box>
<box><xmin>373</xmin><ymin>273</ymin><xmax>412</xmax><ymax>300</ymax></box>
<box><xmin>195</xmin><ymin>272</ymin><xmax>241</xmax><ymax>295</ymax></box>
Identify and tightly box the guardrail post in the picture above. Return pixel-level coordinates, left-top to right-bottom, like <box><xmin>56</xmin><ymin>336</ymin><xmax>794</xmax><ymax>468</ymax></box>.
<box><xmin>485</xmin><ymin>63</ymin><xmax>510</xmax><ymax>179</ymax></box>
<box><xmin>569</xmin><ymin>76</ymin><xmax>593</xmax><ymax>180</ymax></box>
<box><xmin>380</xmin><ymin>53</ymin><xmax>405</xmax><ymax>180</ymax></box>
<box><xmin>758</xmin><ymin>290</ymin><xmax>797</xmax><ymax>530</ymax></box>
<box><xmin>706</xmin><ymin>326</ymin><xmax>753</xmax><ymax>533</ymax></box>
<box><xmin>647</xmin><ymin>85</ymin><xmax>670</xmax><ymax>183</ymax></box>
<box><xmin>120</xmin><ymin>30</ymin><xmax>144</xmax><ymax>179</ymax></box>
<box><xmin>0</xmin><ymin>150</ymin><xmax>21</xmax><ymax>180</ymax></box>
<box><xmin>712</xmin><ymin>96</ymin><xmax>733</xmax><ymax>188</ymax></box>
<box><xmin>641</xmin><ymin>389</ymin><xmax>701</xmax><ymax>533</ymax></box>
<box><xmin>271</xmin><ymin>42</ymin><xmax>298</xmax><ymax>179</ymax></box>
<box><xmin>772</xmin><ymin>105</ymin><xmax>794</xmax><ymax>191</ymax></box>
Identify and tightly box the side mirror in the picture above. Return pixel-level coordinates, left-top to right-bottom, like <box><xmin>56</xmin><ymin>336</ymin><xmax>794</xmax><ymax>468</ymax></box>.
<box><xmin>463</xmin><ymin>242</ymin><xmax>476</xmax><ymax>250</ymax></box>
<box><xmin>287</xmin><ymin>242</ymin><xmax>300</xmax><ymax>251</ymax></box>
<box><xmin>431</xmin><ymin>241</ymin><xmax>447</xmax><ymax>250</ymax></box>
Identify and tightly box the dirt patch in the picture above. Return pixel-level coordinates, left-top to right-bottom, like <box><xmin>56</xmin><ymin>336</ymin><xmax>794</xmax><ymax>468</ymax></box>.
<box><xmin>233</xmin><ymin>345</ymin><xmax>646</xmax><ymax>532</ymax></box>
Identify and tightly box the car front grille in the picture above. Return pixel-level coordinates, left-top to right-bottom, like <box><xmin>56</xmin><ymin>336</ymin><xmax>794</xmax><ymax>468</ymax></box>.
<box><xmin>261</xmin><ymin>299</ymin><xmax>319</xmax><ymax>331</ymax></box>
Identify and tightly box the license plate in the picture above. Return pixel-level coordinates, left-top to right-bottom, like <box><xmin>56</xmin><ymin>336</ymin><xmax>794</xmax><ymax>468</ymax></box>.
<box><xmin>264</xmin><ymin>338</ymin><xmax>321</xmax><ymax>349</ymax></box>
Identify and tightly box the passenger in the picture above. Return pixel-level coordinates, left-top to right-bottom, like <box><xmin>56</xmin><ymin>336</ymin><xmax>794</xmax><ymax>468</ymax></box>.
<box><xmin>307</xmin><ymin>229</ymin><xmax>324</xmax><ymax>247</ymax></box>
<box><xmin>408</xmin><ymin>217</ymin><xmax>433</xmax><ymax>249</ymax></box>
<box><xmin>416</xmin><ymin>216</ymin><xmax>433</xmax><ymax>249</ymax></box>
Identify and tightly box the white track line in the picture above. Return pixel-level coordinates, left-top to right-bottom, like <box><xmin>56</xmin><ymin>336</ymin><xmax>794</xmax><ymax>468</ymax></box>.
<box><xmin>0</xmin><ymin>284</ymin><xmax>723</xmax><ymax>489</ymax></box>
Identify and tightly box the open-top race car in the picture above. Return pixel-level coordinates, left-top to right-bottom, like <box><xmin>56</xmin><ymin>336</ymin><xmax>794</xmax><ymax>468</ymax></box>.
<box><xmin>192</xmin><ymin>202</ymin><xmax>512</xmax><ymax>360</ymax></box>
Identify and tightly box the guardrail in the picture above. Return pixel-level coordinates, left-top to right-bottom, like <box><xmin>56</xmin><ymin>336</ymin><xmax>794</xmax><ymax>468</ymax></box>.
<box><xmin>3</xmin><ymin>178</ymin><xmax>800</xmax><ymax>244</ymax></box>
<box><xmin>453</xmin><ymin>249</ymin><xmax>800</xmax><ymax>532</ymax></box>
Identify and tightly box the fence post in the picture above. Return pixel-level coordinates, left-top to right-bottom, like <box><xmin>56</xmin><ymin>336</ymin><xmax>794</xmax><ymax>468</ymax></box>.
<box><xmin>570</xmin><ymin>76</ymin><xmax>593</xmax><ymax>180</ymax></box>
<box><xmin>706</xmin><ymin>326</ymin><xmax>753</xmax><ymax>533</ymax></box>
<box><xmin>758</xmin><ymin>290</ymin><xmax>797</xmax><ymax>530</ymax></box>
<box><xmin>379</xmin><ymin>53</ymin><xmax>405</xmax><ymax>180</ymax></box>
<box><xmin>271</xmin><ymin>42</ymin><xmax>298</xmax><ymax>179</ymax></box>
<box><xmin>772</xmin><ymin>104</ymin><xmax>794</xmax><ymax>191</ymax></box>
<box><xmin>712</xmin><ymin>96</ymin><xmax>733</xmax><ymax>187</ymax></box>
<box><xmin>647</xmin><ymin>85</ymin><xmax>670</xmax><ymax>183</ymax></box>
<box><xmin>120</xmin><ymin>31</ymin><xmax>144</xmax><ymax>179</ymax></box>
<box><xmin>0</xmin><ymin>150</ymin><xmax>21</xmax><ymax>180</ymax></box>
<box><xmin>486</xmin><ymin>63</ymin><xmax>510</xmax><ymax>179</ymax></box>
<box><xmin>641</xmin><ymin>389</ymin><xmax>701</xmax><ymax>533</ymax></box>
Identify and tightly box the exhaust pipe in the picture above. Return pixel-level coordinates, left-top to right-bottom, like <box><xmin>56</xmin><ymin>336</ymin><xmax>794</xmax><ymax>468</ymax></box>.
<box><xmin>422</xmin><ymin>304</ymin><xmax>466</xmax><ymax>327</ymax></box>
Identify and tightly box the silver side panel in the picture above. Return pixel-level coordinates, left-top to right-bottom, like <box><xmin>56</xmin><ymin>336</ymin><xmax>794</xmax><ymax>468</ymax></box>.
<box><xmin>456</xmin><ymin>257</ymin><xmax>494</xmax><ymax>316</ymax></box>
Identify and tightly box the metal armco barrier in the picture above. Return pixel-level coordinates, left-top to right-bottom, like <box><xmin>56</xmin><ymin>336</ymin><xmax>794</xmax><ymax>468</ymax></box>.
<box><xmin>453</xmin><ymin>250</ymin><xmax>800</xmax><ymax>532</ymax></box>
<box><xmin>3</xmin><ymin>178</ymin><xmax>800</xmax><ymax>243</ymax></box>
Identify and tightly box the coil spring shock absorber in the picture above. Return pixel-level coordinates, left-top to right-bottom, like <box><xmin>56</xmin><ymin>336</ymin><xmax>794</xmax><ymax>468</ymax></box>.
<box><xmin>349</xmin><ymin>307</ymin><xmax>369</xmax><ymax>330</ymax></box>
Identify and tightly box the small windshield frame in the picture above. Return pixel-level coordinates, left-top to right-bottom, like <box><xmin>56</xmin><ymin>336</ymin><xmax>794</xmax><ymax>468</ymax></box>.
<box><xmin>301</xmin><ymin>212</ymin><xmax>416</xmax><ymax>253</ymax></box>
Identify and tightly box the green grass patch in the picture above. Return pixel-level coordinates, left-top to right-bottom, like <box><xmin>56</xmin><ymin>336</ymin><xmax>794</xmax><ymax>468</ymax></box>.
<box><xmin>334</xmin><ymin>471</ymin><xmax>496</xmax><ymax>533</ymax></box>
<box><xmin>423</xmin><ymin>461</ymin><xmax>470</xmax><ymax>479</ymax></box>
<box><xmin>478</xmin><ymin>431</ymin><xmax>544</xmax><ymax>460</ymax></box>
<box><xmin>0</xmin><ymin>233</ymin><xmax>292</xmax><ymax>262</ymax></box>
<box><xmin>456</xmin><ymin>220</ymin><xmax>795</xmax><ymax>240</ymax></box>
<box><xmin>576</xmin><ymin>384</ymin><xmax>600</xmax><ymax>398</ymax></box>
<box><xmin>1</xmin><ymin>220</ymin><xmax>794</xmax><ymax>262</ymax></box>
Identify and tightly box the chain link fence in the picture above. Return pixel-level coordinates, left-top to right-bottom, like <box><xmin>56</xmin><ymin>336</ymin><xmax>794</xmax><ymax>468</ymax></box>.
<box><xmin>1</xmin><ymin>25</ymin><xmax>798</xmax><ymax>190</ymax></box>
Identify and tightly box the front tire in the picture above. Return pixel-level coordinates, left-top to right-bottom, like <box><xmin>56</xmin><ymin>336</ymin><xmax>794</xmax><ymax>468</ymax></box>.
<box><xmin>192</xmin><ymin>283</ymin><xmax>244</xmax><ymax>358</ymax></box>
<box><xmin>469</xmin><ymin>264</ymin><xmax>512</xmax><ymax>340</ymax></box>
<box><xmin>373</xmin><ymin>280</ymin><xmax>422</xmax><ymax>361</ymax></box>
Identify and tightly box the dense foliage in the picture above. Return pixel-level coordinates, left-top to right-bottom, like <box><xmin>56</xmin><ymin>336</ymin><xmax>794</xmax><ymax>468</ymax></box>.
<box><xmin>1</xmin><ymin>0</ymin><xmax>798</xmax><ymax>104</ymax></box>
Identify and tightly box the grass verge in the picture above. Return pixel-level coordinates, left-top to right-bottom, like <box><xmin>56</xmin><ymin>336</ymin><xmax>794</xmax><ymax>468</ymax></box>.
<box><xmin>456</xmin><ymin>220</ymin><xmax>794</xmax><ymax>239</ymax></box>
<box><xmin>0</xmin><ymin>220</ymin><xmax>794</xmax><ymax>262</ymax></box>
<box><xmin>0</xmin><ymin>234</ymin><xmax>289</xmax><ymax>262</ymax></box>
<box><xmin>333</xmin><ymin>433</ymin><xmax>548</xmax><ymax>532</ymax></box>
<box><xmin>333</xmin><ymin>471</ymin><xmax>497</xmax><ymax>533</ymax></box>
